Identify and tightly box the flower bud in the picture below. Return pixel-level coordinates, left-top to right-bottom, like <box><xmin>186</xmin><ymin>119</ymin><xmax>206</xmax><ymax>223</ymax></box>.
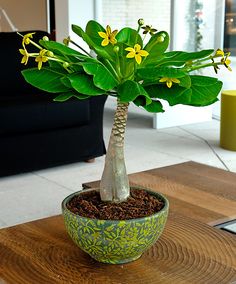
<box><xmin>43</xmin><ymin>36</ymin><xmax>49</xmax><ymax>41</ymax></box>
<box><xmin>63</xmin><ymin>37</ymin><xmax>70</xmax><ymax>46</ymax></box>
<box><xmin>47</xmin><ymin>51</ymin><xmax>54</xmax><ymax>57</ymax></box>
<box><xmin>63</xmin><ymin>62</ymin><xmax>70</xmax><ymax>68</ymax></box>
<box><xmin>113</xmin><ymin>46</ymin><xmax>120</xmax><ymax>53</ymax></box>
<box><xmin>138</xmin><ymin>19</ymin><xmax>144</xmax><ymax>26</ymax></box>
<box><xmin>157</xmin><ymin>35</ymin><xmax>165</xmax><ymax>43</ymax></box>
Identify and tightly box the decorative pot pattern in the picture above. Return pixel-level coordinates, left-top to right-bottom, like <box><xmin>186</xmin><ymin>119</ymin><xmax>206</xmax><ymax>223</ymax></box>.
<box><xmin>62</xmin><ymin>187</ymin><xmax>169</xmax><ymax>264</ymax></box>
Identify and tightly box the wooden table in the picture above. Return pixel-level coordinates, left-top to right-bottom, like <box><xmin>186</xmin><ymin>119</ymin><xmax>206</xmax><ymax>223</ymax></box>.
<box><xmin>0</xmin><ymin>161</ymin><xmax>236</xmax><ymax>284</ymax></box>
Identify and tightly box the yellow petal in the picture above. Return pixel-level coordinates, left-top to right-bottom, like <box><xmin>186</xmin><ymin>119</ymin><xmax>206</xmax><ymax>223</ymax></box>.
<box><xmin>134</xmin><ymin>44</ymin><xmax>141</xmax><ymax>51</ymax></box>
<box><xmin>166</xmin><ymin>80</ymin><xmax>172</xmax><ymax>88</ymax></box>
<box><xmin>215</xmin><ymin>49</ymin><xmax>224</xmax><ymax>57</ymax></box>
<box><xmin>135</xmin><ymin>54</ymin><xmax>142</xmax><ymax>64</ymax></box>
<box><xmin>159</xmin><ymin>77</ymin><xmax>168</xmax><ymax>83</ymax></box>
<box><xmin>125</xmin><ymin>47</ymin><xmax>134</xmax><ymax>52</ymax></box>
<box><xmin>171</xmin><ymin>78</ymin><xmax>180</xmax><ymax>84</ymax></box>
<box><xmin>98</xmin><ymin>31</ymin><xmax>107</xmax><ymax>38</ymax></box>
<box><xmin>101</xmin><ymin>38</ymin><xmax>109</xmax><ymax>46</ymax></box>
<box><xmin>106</xmin><ymin>25</ymin><xmax>111</xmax><ymax>35</ymax></box>
<box><xmin>111</xmin><ymin>30</ymin><xmax>118</xmax><ymax>37</ymax></box>
<box><xmin>19</xmin><ymin>49</ymin><xmax>25</xmax><ymax>55</ymax></box>
<box><xmin>110</xmin><ymin>37</ymin><xmax>117</xmax><ymax>45</ymax></box>
<box><xmin>225</xmin><ymin>59</ymin><xmax>231</xmax><ymax>65</ymax></box>
<box><xmin>126</xmin><ymin>51</ymin><xmax>135</xmax><ymax>58</ymax></box>
<box><xmin>139</xmin><ymin>50</ymin><xmax>149</xmax><ymax>57</ymax></box>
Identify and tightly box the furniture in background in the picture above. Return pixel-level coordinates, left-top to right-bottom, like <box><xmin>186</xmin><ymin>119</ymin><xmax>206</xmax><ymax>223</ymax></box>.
<box><xmin>0</xmin><ymin>31</ymin><xmax>107</xmax><ymax>177</ymax></box>
<box><xmin>0</xmin><ymin>162</ymin><xmax>235</xmax><ymax>283</ymax></box>
<box><xmin>220</xmin><ymin>90</ymin><xmax>236</xmax><ymax>151</ymax></box>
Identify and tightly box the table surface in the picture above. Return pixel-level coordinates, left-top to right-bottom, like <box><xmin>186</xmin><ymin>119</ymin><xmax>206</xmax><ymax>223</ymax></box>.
<box><xmin>0</xmin><ymin>161</ymin><xmax>236</xmax><ymax>284</ymax></box>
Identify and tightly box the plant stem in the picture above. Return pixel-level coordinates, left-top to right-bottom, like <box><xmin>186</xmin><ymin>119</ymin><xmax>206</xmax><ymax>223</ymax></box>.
<box><xmin>69</xmin><ymin>39</ymin><xmax>92</xmax><ymax>57</ymax></box>
<box><xmin>100</xmin><ymin>100</ymin><xmax>130</xmax><ymax>202</ymax></box>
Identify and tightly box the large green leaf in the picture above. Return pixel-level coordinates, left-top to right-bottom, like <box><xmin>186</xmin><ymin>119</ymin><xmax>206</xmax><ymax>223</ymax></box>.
<box><xmin>137</xmin><ymin>66</ymin><xmax>187</xmax><ymax>80</ymax></box>
<box><xmin>145</xmin><ymin>84</ymin><xmax>192</xmax><ymax>106</ymax></box>
<box><xmin>68</xmin><ymin>73</ymin><xmax>105</xmax><ymax>96</ymax></box>
<box><xmin>154</xmin><ymin>49</ymin><xmax>214</xmax><ymax>67</ymax></box>
<box><xmin>82</xmin><ymin>61</ymin><xmax>118</xmax><ymax>91</ymax></box>
<box><xmin>145</xmin><ymin>75</ymin><xmax>222</xmax><ymax>107</ymax></box>
<box><xmin>117</xmin><ymin>80</ymin><xmax>152</xmax><ymax>105</ymax></box>
<box><xmin>72</xmin><ymin>23</ymin><xmax>115</xmax><ymax>62</ymax></box>
<box><xmin>133</xmin><ymin>98</ymin><xmax>164</xmax><ymax>113</ymax></box>
<box><xmin>22</xmin><ymin>68</ymin><xmax>70</xmax><ymax>93</ymax></box>
<box><xmin>54</xmin><ymin>91</ymin><xmax>89</xmax><ymax>102</ymax></box>
<box><xmin>116</xmin><ymin>28</ymin><xmax>143</xmax><ymax>47</ymax></box>
<box><xmin>53</xmin><ymin>93</ymin><xmax>73</xmax><ymax>102</ymax></box>
<box><xmin>188</xmin><ymin>75</ymin><xmax>222</xmax><ymax>106</ymax></box>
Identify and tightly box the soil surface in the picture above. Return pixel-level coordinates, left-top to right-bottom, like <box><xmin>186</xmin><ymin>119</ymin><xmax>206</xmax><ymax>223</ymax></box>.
<box><xmin>66</xmin><ymin>189</ymin><xmax>165</xmax><ymax>220</ymax></box>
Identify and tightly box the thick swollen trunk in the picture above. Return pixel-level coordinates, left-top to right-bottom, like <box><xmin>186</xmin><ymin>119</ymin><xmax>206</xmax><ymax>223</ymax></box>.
<box><xmin>100</xmin><ymin>100</ymin><xmax>130</xmax><ymax>202</ymax></box>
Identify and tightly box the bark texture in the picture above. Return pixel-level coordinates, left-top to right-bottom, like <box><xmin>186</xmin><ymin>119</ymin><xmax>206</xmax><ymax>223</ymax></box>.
<box><xmin>100</xmin><ymin>100</ymin><xmax>129</xmax><ymax>202</ymax></box>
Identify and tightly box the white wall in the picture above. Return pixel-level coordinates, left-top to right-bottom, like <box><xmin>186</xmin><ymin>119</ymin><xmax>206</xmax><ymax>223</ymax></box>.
<box><xmin>54</xmin><ymin>0</ymin><xmax>95</xmax><ymax>52</ymax></box>
<box><xmin>0</xmin><ymin>0</ymin><xmax>47</xmax><ymax>32</ymax></box>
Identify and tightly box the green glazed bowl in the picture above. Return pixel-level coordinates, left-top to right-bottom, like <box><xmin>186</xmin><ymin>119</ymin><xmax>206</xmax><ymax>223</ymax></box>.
<box><xmin>61</xmin><ymin>187</ymin><xmax>169</xmax><ymax>264</ymax></box>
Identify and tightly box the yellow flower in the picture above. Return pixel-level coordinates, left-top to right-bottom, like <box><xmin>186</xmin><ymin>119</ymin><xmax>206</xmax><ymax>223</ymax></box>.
<box><xmin>22</xmin><ymin>32</ymin><xmax>35</xmax><ymax>45</ymax></box>
<box><xmin>159</xmin><ymin>77</ymin><xmax>180</xmax><ymax>88</ymax></box>
<box><xmin>19</xmin><ymin>49</ymin><xmax>29</xmax><ymax>65</ymax></box>
<box><xmin>141</xmin><ymin>25</ymin><xmax>157</xmax><ymax>35</ymax></box>
<box><xmin>35</xmin><ymin>49</ymin><xmax>48</xmax><ymax>70</ymax></box>
<box><xmin>98</xmin><ymin>25</ymin><xmax>118</xmax><ymax>46</ymax></box>
<box><xmin>125</xmin><ymin>44</ymin><xmax>149</xmax><ymax>65</ymax></box>
<box><xmin>214</xmin><ymin>48</ymin><xmax>224</xmax><ymax>58</ymax></box>
<box><xmin>221</xmin><ymin>52</ymin><xmax>232</xmax><ymax>71</ymax></box>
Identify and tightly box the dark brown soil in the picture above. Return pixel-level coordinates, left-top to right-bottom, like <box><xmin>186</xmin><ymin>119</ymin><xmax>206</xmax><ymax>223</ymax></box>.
<box><xmin>66</xmin><ymin>189</ymin><xmax>165</xmax><ymax>220</ymax></box>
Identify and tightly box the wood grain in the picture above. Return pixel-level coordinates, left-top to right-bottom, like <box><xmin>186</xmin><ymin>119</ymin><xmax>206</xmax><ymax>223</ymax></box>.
<box><xmin>0</xmin><ymin>214</ymin><xmax>235</xmax><ymax>284</ymax></box>
<box><xmin>1</xmin><ymin>161</ymin><xmax>236</xmax><ymax>283</ymax></box>
<box><xmin>83</xmin><ymin>161</ymin><xmax>236</xmax><ymax>225</ymax></box>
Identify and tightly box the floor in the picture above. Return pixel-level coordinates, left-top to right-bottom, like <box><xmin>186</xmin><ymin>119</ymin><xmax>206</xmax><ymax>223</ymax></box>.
<box><xmin>1</xmin><ymin>98</ymin><xmax>236</xmax><ymax>229</ymax></box>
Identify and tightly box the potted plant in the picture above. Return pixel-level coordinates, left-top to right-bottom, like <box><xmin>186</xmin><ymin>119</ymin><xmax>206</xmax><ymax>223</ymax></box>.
<box><xmin>18</xmin><ymin>19</ymin><xmax>230</xmax><ymax>264</ymax></box>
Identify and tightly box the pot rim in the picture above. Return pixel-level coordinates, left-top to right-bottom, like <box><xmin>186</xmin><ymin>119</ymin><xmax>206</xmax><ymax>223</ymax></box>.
<box><xmin>61</xmin><ymin>186</ymin><xmax>169</xmax><ymax>223</ymax></box>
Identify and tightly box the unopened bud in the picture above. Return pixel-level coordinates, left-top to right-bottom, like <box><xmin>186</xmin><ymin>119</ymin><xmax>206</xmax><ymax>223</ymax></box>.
<box><xmin>113</xmin><ymin>46</ymin><xmax>120</xmax><ymax>53</ymax></box>
<box><xmin>63</xmin><ymin>62</ymin><xmax>69</xmax><ymax>68</ymax></box>
<box><xmin>47</xmin><ymin>51</ymin><xmax>54</xmax><ymax>57</ymax></box>
<box><xmin>156</xmin><ymin>35</ymin><xmax>165</xmax><ymax>43</ymax></box>
<box><xmin>138</xmin><ymin>19</ymin><xmax>144</xmax><ymax>26</ymax></box>
<box><xmin>43</xmin><ymin>36</ymin><xmax>49</xmax><ymax>41</ymax></box>
<box><xmin>63</xmin><ymin>37</ymin><xmax>70</xmax><ymax>46</ymax></box>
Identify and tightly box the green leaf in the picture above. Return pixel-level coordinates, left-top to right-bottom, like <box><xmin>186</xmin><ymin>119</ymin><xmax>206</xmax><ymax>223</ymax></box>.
<box><xmin>48</xmin><ymin>60</ymin><xmax>67</xmax><ymax>72</ymax></box>
<box><xmin>68</xmin><ymin>73</ymin><xmax>105</xmax><ymax>96</ymax></box>
<box><xmin>155</xmin><ymin>49</ymin><xmax>214</xmax><ymax>67</ymax></box>
<box><xmin>55</xmin><ymin>90</ymin><xmax>90</xmax><ymax>100</ymax></box>
<box><xmin>53</xmin><ymin>93</ymin><xmax>73</xmax><ymax>102</ymax></box>
<box><xmin>60</xmin><ymin>77</ymin><xmax>72</xmax><ymax>88</ymax></box>
<box><xmin>178</xmin><ymin>75</ymin><xmax>191</xmax><ymax>88</ymax></box>
<box><xmin>134</xmin><ymin>98</ymin><xmax>164</xmax><ymax>113</ymax></box>
<box><xmin>137</xmin><ymin>66</ymin><xmax>187</xmax><ymax>80</ymax></box>
<box><xmin>116</xmin><ymin>27</ymin><xmax>143</xmax><ymax>47</ymax></box>
<box><xmin>188</xmin><ymin>75</ymin><xmax>222</xmax><ymax>106</ymax></box>
<box><xmin>85</xmin><ymin>20</ymin><xmax>106</xmax><ymax>46</ymax></box>
<box><xmin>82</xmin><ymin>61</ymin><xmax>118</xmax><ymax>91</ymax></box>
<box><xmin>145</xmin><ymin>84</ymin><xmax>192</xmax><ymax>106</ymax></box>
<box><xmin>145</xmin><ymin>75</ymin><xmax>222</xmax><ymax>107</ymax></box>
<box><xmin>117</xmin><ymin>80</ymin><xmax>152</xmax><ymax>105</ymax></box>
<box><xmin>22</xmin><ymin>68</ymin><xmax>70</xmax><ymax>93</ymax></box>
<box><xmin>143</xmin><ymin>31</ymin><xmax>169</xmax><ymax>65</ymax></box>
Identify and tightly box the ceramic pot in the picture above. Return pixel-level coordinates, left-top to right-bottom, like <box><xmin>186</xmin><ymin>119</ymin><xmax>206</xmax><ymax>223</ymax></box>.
<box><xmin>61</xmin><ymin>187</ymin><xmax>169</xmax><ymax>264</ymax></box>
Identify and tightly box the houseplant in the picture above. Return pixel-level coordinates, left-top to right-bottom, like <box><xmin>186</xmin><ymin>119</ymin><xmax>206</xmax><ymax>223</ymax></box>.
<box><xmin>19</xmin><ymin>19</ymin><xmax>230</xmax><ymax>263</ymax></box>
